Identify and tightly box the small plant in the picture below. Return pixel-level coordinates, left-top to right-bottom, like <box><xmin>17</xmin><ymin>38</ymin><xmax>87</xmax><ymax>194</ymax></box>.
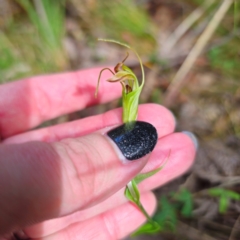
<box><xmin>209</xmin><ymin>187</ymin><xmax>240</xmax><ymax>214</ymax></box>
<box><xmin>151</xmin><ymin>189</ymin><xmax>193</xmax><ymax>233</ymax></box>
<box><xmin>95</xmin><ymin>38</ymin><xmax>168</xmax><ymax>235</ymax></box>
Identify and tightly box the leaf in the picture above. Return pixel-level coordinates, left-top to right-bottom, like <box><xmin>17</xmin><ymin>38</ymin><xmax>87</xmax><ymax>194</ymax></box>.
<box><xmin>153</xmin><ymin>196</ymin><xmax>177</xmax><ymax>230</ymax></box>
<box><xmin>131</xmin><ymin>221</ymin><xmax>161</xmax><ymax>237</ymax></box>
<box><xmin>208</xmin><ymin>188</ymin><xmax>224</xmax><ymax>197</ymax></box>
<box><xmin>209</xmin><ymin>188</ymin><xmax>240</xmax><ymax>200</ymax></box>
<box><xmin>134</xmin><ymin>165</ymin><xmax>164</xmax><ymax>185</ymax></box>
<box><xmin>223</xmin><ymin>190</ymin><xmax>240</xmax><ymax>200</ymax></box>
<box><xmin>219</xmin><ymin>195</ymin><xmax>229</xmax><ymax>214</ymax></box>
<box><xmin>174</xmin><ymin>189</ymin><xmax>193</xmax><ymax>217</ymax></box>
<box><xmin>122</xmin><ymin>85</ymin><xmax>143</xmax><ymax>122</ymax></box>
<box><xmin>208</xmin><ymin>188</ymin><xmax>240</xmax><ymax>214</ymax></box>
<box><xmin>125</xmin><ymin>180</ymin><xmax>140</xmax><ymax>203</ymax></box>
<box><xmin>134</xmin><ymin>150</ymin><xmax>171</xmax><ymax>184</ymax></box>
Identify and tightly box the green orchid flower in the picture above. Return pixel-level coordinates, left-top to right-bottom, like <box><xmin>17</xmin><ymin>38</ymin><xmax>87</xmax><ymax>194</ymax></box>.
<box><xmin>95</xmin><ymin>38</ymin><xmax>167</xmax><ymax>235</ymax></box>
<box><xmin>95</xmin><ymin>39</ymin><xmax>144</xmax><ymax>123</ymax></box>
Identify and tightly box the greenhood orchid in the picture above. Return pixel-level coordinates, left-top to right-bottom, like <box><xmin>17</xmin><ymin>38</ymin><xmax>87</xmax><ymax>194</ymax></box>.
<box><xmin>95</xmin><ymin>38</ymin><xmax>167</xmax><ymax>235</ymax></box>
<box><xmin>95</xmin><ymin>39</ymin><xmax>144</xmax><ymax>123</ymax></box>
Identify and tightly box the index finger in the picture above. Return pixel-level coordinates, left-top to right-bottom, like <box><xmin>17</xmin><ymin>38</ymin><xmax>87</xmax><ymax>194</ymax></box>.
<box><xmin>0</xmin><ymin>68</ymin><xmax>121</xmax><ymax>138</ymax></box>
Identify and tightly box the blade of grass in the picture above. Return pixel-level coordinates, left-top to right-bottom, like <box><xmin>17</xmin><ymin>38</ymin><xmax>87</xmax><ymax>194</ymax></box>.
<box><xmin>233</xmin><ymin>0</ymin><xmax>238</xmax><ymax>34</ymax></box>
<box><xmin>0</xmin><ymin>30</ymin><xmax>30</xmax><ymax>82</ymax></box>
<box><xmin>16</xmin><ymin>0</ymin><xmax>65</xmax><ymax>49</ymax></box>
<box><xmin>33</xmin><ymin>0</ymin><xmax>55</xmax><ymax>47</ymax></box>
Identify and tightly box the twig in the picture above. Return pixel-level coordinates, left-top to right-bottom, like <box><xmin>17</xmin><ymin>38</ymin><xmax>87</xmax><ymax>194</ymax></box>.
<box><xmin>229</xmin><ymin>215</ymin><xmax>240</xmax><ymax>240</ymax></box>
<box><xmin>161</xmin><ymin>0</ymin><xmax>215</xmax><ymax>57</ymax></box>
<box><xmin>177</xmin><ymin>221</ymin><xmax>218</xmax><ymax>240</ymax></box>
<box><xmin>223</xmin><ymin>97</ymin><xmax>240</xmax><ymax>137</ymax></box>
<box><xmin>164</xmin><ymin>0</ymin><xmax>234</xmax><ymax>107</ymax></box>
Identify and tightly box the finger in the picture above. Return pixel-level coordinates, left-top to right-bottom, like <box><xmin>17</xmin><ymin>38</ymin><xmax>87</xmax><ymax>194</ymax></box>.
<box><xmin>35</xmin><ymin>192</ymin><xmax>157</xmax><ymax>240</ymax></box>
<box><xmin>4</xmin><ymin>103</ymin><xmax>175</xmax><ymax>144</ymax></box>
<box><xmin>0</xmin><ymin>124</ymin><xmax>154</xmax><ymax>235</ymax></box>
<box><xmin>0</xmin><ymin>68</ymin><xmax>121</xmax><ymax>138</ymax></box>
<box><xmin>139</xmin><ymin>132</ymin><xmax>196</xmax><ymax>189</ymax></box>
<box><xmin>24</xmin><ymin>132</ymin><xmax>195</xmax><ymax>238</ymax></box>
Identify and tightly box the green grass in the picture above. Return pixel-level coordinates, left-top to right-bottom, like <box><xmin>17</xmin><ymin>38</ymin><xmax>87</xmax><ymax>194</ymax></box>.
<box><xmin>0</xmin><ymin>0</ymin><xmax>67</xmax><ymax>83</ymax></box>
<box><xmin>77</xmin><ymin>0</ymin><xmax>157</xmax><ymax>55</ymax></box>
<box><xmin>208</xmin><ymin>38</ymin><xmax>240</xmax><ymax>79</ymax></box>
<box><xmin>0</xmin><ymin>0</ymin><xmax>157</xmax><ymax>83</ymax></box>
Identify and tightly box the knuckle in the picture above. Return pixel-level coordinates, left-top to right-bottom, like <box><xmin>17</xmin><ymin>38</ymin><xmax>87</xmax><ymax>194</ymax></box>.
<box><xmin>52</xmin><ymin>135</ymin><xmax>107</xmax><ymax>206</ymax></box>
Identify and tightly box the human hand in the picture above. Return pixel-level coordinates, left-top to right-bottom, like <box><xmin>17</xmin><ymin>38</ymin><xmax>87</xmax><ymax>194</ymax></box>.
<box><xmin>0</xmin><ymin>68</ymin><xmax>196</xmax><ymax>239</ymax></box>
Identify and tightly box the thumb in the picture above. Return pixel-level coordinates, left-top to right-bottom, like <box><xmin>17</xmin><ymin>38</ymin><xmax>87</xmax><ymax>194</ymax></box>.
<box><xmin>0</xmin><ymin>121</ymin><xmax>157</xmax><ymax>235</ymax></box>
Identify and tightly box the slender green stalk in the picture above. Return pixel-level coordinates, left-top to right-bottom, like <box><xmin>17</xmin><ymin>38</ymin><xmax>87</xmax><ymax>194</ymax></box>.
<box><xmin>137</xmin><ymin>201</ymin><xmax>155</xmax><ymax>223</ymax></box>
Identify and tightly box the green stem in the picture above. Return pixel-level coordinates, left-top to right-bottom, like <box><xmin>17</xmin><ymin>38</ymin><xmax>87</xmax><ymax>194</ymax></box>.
<box><xmin>126</xmin><ymin>181</ymin><xmax>156</xmax><ymax>225</ymax></box>
<box><xmin>136</xmin><ymin>201</ymin><xmax>155</xmax><ymax>224</ymax></box>
<box><xmin>129</xmin><ymin>48</ymin><xmax>144</xmax><ymax>87</ymax></box>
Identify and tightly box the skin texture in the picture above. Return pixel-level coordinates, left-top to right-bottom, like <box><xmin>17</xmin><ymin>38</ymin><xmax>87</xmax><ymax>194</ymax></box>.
<box><xmin>0</xmin><ymin>68</ymin><xmax>196</xmax><ymax>240</ymax></box>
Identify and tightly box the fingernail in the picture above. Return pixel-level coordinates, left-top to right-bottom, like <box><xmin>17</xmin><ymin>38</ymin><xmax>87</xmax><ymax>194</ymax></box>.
<box><xmin>182</xmin><ymin>131</ymin><xmax>198</xmax><ymax>149</ymax></box>
<box><xmin>107</xmin><ymin>121</ymin><xmax>158</xmax><ymax>160</ymax></box>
